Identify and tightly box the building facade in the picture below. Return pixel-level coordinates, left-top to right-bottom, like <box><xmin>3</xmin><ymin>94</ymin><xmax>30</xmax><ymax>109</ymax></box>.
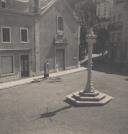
<box><xmin>0</xmin><ymin>0</ymin><xmax>35</xmax><ymax>82</ymax></box>
<box><xmin>95</xmin><ymin>0</ymin><xmax>114</xmax><ymax>29</ymax></box>
<box><xmin>108</xmin><ymin>0</ymin><xmax>128</xmax><ymax>67</ymax></box>
<box><xmin>96</xmin><ymin>0</ymin><xmax>113</xmax><ymax>19</ymax></box>
<box><xmin>0</xmin><ymin>0</ymin><xmax>80</xmax><ymax>82</ymax></box>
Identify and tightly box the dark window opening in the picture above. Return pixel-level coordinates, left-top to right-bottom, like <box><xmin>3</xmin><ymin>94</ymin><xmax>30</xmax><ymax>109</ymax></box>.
<box><xmin>2</xmin><ymin>27</ymin><xmax>10</xmax><ymax>42</ymax></box>
<box><xmin>57</xmin><ymin>16</ymin><xmax>64</xmax><ymax>32</ymax></box>
<box><xmin>20</xmin><ymin>29</ymin><xmax>28</xmax><ymax>42</ymax></box>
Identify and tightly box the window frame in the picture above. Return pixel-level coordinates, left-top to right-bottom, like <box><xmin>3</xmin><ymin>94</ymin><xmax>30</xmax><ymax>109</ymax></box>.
<box><xmin>57</xmin><ymin>16</ymin><xmax>64</xmax><ymax>35</ymax></box>
<box><xmin>20</xmin><ymin>27</ymin><xmax>29</xmax><ymax>43</ymax></box>
<box><xmin>1</xmin><ymin>26</ymin><xmax>11</xmax><ymax>43</ymax></box>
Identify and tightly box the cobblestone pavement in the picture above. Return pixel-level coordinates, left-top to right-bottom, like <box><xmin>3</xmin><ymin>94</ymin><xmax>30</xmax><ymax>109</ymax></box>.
<box><xmin>0</xmin><ymin>70</ymin><xmax>128</xmax><ymax>134</ymax></box>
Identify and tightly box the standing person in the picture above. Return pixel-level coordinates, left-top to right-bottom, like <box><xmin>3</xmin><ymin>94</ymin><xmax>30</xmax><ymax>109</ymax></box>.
<box><xmin>44</xmin><ymin>60</ymin><xmax>49</xmax><ymax>78</ymax></box>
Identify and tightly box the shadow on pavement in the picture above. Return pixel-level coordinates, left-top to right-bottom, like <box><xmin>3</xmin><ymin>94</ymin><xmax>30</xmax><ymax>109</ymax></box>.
<box><xmin>38</xmin><ymin>105</ymin><xmax>72</xmax><ymax>119</ymax></box>
<box><xmin>82</xmin><ymin>55</ymin><xmax>128</xmax><ymax>76</ymax></box>
<box><xmin>48</xmin><ymin>77</ymin><xmax>62</xmax><ymax>83</ymax></box>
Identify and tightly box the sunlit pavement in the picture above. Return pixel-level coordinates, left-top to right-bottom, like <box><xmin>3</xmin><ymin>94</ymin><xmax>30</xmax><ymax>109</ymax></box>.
<box><xmin>0</xmin><ymin>69</ymin><xmax>128</xmax><ymax>134</ymax></box>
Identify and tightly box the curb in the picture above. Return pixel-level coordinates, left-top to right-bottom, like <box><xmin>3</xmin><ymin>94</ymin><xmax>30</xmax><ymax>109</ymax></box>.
<box><xmin>0</xmin><ymin>67</ymin><xmax>87</xmax><ymax>90</ymax></box>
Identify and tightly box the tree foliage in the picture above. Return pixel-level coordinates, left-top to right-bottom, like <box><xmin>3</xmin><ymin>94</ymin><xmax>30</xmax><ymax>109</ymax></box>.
<box><xmin>94</xmin><ymin>28</ymin><xmax>109</xmax><ymax>55</ymax></box>
<box><xmin>68</xmin><ymin>0</ymin><xmax>97</xmax><ymax>60</ymax></box>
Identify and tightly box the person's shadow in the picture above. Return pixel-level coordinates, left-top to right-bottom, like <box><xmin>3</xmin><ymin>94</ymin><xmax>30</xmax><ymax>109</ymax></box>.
<box><xmin>38</xmin><ymin>105</ymin><xmax>72</xmax><ymax>119</ymax></box>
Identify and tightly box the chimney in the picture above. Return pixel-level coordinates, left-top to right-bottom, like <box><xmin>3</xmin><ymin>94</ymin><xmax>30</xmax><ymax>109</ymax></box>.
<box><xmin>29</xmin><ymin>0</ymin><xmax>40</xmax><ymax>13</ymax></box>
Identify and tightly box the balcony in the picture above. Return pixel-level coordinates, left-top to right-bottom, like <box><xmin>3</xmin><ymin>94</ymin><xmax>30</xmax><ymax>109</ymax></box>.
<box><xmin>108</xmin><ymin>21</ymin><xmax>123</xmax><ymax>31</ymax></box>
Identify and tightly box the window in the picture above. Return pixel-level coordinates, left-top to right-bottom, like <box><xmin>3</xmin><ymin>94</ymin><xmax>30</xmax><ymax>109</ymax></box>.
<box><xmin>98</xmin><ymin>8</ymin><xmax>100</xmax><ymax>16</ymax></box>
<box><xmin>57</xmin><ymin>16</ymin><xmax>64</xmax><ymax>34</ymax></box>
<box><xmin>1</xmin><ymin>27</ymin><xmax>11</xmax><ymax>43</ymax></box>
<box><xmin>113</xmin><ymin>16</ymin><xmax>116</xmax><ymax>23</ymax></box>
<box><xmin>20</xmin><ymin>28</ymin><xmax>28</xmax><ymax>43</ymax></box>
<box><xmin>117</xmin><ymin>14</ymin><xmax>122</xmax><ymax>22</ymax></box>
<box><xmin>104</xmin><ymin>5</ymin><xmax>106</xmax><ymax>17</ymax></box>
<box><xmin>1</xmin><ymin>56</ymin><xmax>14</xmax><ymax>75</ymax></box>
<box><xmin>117</xmin><ymin>32</ymin><xmax>121</xmax><ymax>42</ymax></box>
<box><xmin>111</xmin><ymin>32</ymin><xmax>115</xmax><ymax>42</ymax></box>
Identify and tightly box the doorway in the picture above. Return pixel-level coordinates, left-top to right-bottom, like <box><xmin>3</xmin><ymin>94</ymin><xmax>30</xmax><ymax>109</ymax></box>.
<box><xmin>56</xmin><ymin>49</ymin><xmax>65</xmax><ymax>71</ymax></box>
<box><xmin>20</xmin><ymin>55</ymin><xmax>29</xmax><ymax>77</ymax></box>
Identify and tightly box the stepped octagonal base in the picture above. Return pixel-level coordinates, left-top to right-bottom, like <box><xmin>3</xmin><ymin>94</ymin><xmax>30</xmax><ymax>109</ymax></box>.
<box><xmin>65</xmin><ymin>90</ymin><xmax>112</xmax><ymax>106</ymax></box>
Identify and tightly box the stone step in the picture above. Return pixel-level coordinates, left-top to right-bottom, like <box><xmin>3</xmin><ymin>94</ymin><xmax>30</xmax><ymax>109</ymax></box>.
<box><xmin>79</xmin><ymin>90</ymin><xmax>99</xmax><ymax>97</ymax></box>
<box><xmin>73</xmin><ymin>92</ymin><xmax>106</xmax><ymax>101</ymax></box>
<box><xmin>66</xmin><ymin>91</ymin><xmax>112</xmax><ymax>106</ymax></box>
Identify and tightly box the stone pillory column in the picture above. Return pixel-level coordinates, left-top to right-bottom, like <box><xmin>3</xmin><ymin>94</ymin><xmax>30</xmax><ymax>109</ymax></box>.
<box><xmin>84</xmin><ymin>28</ymin><xmax>96</xmax><ymax>93</ymax></box>
<box><xmin>66</xmin><ymin>28</ymin><xmax>112</xmax><ymax>106</ymax></box>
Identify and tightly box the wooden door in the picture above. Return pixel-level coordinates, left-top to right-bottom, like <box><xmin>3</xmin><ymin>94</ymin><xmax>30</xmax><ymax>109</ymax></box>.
<box><xmin>21</xmin><ymin>55</ymin><xmax>29</xmax><ymax>77</ymax></box>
